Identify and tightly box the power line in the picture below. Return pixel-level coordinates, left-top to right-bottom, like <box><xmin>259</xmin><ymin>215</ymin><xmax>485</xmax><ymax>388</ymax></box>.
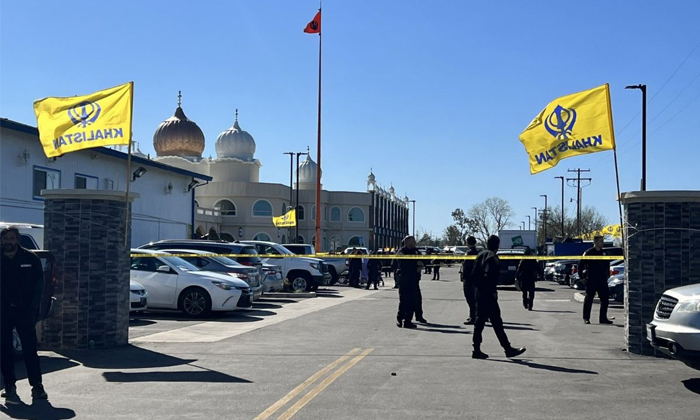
<box><xmin>649</xmin><ymin>39</ymin><xmax>700</xmax><ymax>102</ymax></box>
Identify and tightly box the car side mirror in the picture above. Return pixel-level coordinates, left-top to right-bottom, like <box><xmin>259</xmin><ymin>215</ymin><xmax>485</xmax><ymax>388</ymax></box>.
<box><xmin>157</xmin><ymin>265</ymin><xmax>172</xmax><ymax>273</ymax></box>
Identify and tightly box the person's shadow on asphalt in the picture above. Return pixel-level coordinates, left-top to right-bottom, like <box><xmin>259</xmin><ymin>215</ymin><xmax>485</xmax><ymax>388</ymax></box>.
<box><xmin>486</xmin><ymin>358</ymin><xmax>598</xmax><ymax>375</ymax></box>
<box><xmin>0</xmin><ymin>399</ymin><xmax>75</xmax><ymax>419</ymax></box>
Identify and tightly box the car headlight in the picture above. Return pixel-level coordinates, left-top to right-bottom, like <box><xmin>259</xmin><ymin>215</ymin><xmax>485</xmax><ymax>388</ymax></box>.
<box><xmin>676</xmin><ymin>299</ymin><xmax>700</xmax><ymax>313</ymax></box>
<box><xmin>608</xmin><ymin>278</ymin><xmax>623</xmax><ymax>287</ymax></box>
<box><xmin>309</xmin><ymin>263</ymin><xmax>319</xmax><ymax>270</ymax></box>
<box><xmin>211</xmin><ymin>281</ymin><xmax>233</xmax><ymax>290</ymax></box>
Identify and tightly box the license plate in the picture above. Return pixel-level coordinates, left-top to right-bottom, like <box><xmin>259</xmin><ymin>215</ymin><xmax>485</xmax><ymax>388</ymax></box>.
<box><xmin>508</xmin><ymin>266</ymin><xmax>517</xmax><ymax>271</ymax></box>
<box><xmin>646</xmin><ymin>324</ymin><xmax>656</xmax><ymax>342</ymax></box>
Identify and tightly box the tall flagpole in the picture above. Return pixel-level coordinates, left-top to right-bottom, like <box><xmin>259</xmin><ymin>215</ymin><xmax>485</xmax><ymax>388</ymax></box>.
<box><xmin>606</xmin><ymin>83</ymin><xmax>625</xmax><ymax>248</ymax></box>
<box><xmin>124</xmin><ymin>81</ymin><xmax>134</xmax><ymax>247</ymax></box>
<box><xmin>314</xmin><ymin>8</ymin><xmax>322</xmax><ymax>252</ymax></box>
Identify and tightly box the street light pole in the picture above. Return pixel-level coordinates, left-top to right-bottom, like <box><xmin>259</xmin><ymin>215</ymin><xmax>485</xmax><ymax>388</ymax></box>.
<box><xmin>521</xmin><ymin>221</ymin><xmax>525</xmax><ymax>230</ymax></box>
<box><xmin>527</xmin><ymin>215</ymin><xmax>531</xmax><ymax>230</ymax></box>
<box><xmin>408</xmin><ymin>200</ymin><xmax>416</xmax><ymax>237</ymax></box>
<box><xmin>283</xmin><ymin>152</ymin><xmax>294</xmax><ymax>241</ymax></box>
<box><xmin>295</xmin><ymin>150</ymin><xmax>309</xmax><ymax>243</ymax></box>
<box><xmin>531</xmin><ymin>207</ymin><xmax>538</xmax><ymax>243</ymax></box>
<box><xmin>626</xmin><ymin>84</ymin><xmax>647</xmax><ymax>191</ymax></box>
<box><xmin>540</xmin><ymin>195</ymin><xmax>548</xmax><ymax>246</ymax></box>
<box><xmin>555</xmin><ymin>176</ymin><xmax>565</xmax><ymax>237</ymax></box>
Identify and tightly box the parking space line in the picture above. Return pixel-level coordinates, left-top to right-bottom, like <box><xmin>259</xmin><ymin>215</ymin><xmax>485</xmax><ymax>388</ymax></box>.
<box><xmin>277</xmin><ymin>348</ymin><xmax>374</xmax><ymax>420</ymax></box>
<box><xmin>252</xmin><ymin>348</ymin><xmax>362</xmax><ymax>420</ymax></box>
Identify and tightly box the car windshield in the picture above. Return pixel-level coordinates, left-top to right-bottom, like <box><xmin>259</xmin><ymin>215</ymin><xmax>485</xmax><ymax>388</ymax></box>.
<box><xmin>159</xmin><ymin>256</ymin><xmax>200</xmax><ymax>271</ymax></box>
<box><xmin>209</xmin><ymin>255</ymin><xmax>243</xmax><ymax>266</ymax></box>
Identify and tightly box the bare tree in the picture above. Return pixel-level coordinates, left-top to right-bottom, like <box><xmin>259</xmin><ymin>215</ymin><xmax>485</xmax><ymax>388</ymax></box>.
<box><xmin>467</xmin><ymin>197</ymin><xmax>515</xmax><ymax>243</ymax></box>
<box><xmin>538</xmin><ymin>205</ymin><xmax>607</xmax><ymax>240</ymax></box>
<box><xmin>451</xmin><ymin>209</ymin><xmax>478</xmax><ymax>244</ymax></box>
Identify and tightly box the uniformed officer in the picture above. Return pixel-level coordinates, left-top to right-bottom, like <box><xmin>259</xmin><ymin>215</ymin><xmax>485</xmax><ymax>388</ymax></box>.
<box><xmin>395</xmin><ymin>236</ymin><xmax>423</xmax><ymax>329</ymax></box>
<box><xmin>471</xmin><ymin>235</ymin><xmax>526</xmax><ymax>359</ymax></box>
<box><xmin>578</xmin><ymin>235</ymin><xmax>613</xmax><ymax>325</ymax></box>
<box><xmin>1</xmin><ymin>226</ymin><xmax>48</xmax><ymax>402</ymax></box>
<box><xmin>461</xmin><ymin>236</ymin><xmax>479</xmax><ymax>325</ymax></box>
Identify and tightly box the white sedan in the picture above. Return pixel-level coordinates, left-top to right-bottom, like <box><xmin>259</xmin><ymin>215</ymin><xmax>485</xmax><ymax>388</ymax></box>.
<box><xmin>130</xmin><ymin>249</ymin><xmax>253</xmax><ymax>317</ymax></box>
<box><xmin>130</xmin><ymin>281</ymin><xmax>148</xmax><ymax>312</ymax></box>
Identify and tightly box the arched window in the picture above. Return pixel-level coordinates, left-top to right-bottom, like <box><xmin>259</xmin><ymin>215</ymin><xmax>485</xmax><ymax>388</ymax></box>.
<box><xmin>253</xmin><ymin>200</ymin><xmax>273</xmax><ymax>217</ymax></box>
<box><xmin>348</xmin><ymin>236</ymin><xmax>363</xmax><ymax>247</ymax></box>
<box><xmin>311</xmin><ymin>205</ymin><xmax>316</xmax><ymax>221</ymax></box>
<box><xmin>253</xmin><ymin>232</ymin><xmax>272</xmax><ymax>241</ymax></box>
<box><xmin>194</xmin><ymin>226</ymin><xmax>206</xmax><ymax>239</ymax></box>
<box><xmin>294</xmin><ymin>235</ymin><xmax>305</xmax><ymax>244</ymax></box>
<box><xmin>348</xmin><ymin>207</ymin><xmax>365</xmax><ymax>222</ymax></box>
<box><xmin>220</xmin><ymin>232</ymin><xmax>234</xmax><ymax>242</ymax></box>
<box><xmin>298</xmin><ymin>205</ymin><xmax>305</xmax><ymax>221</ymax></box>
<box><xmin>280</xmin><ymin>234</ymin><xmax>287</xmax><ymax>244</ymax></box>
<box><xmin>330</xmin><ymin>206</ymin><xmax>341</xmax><ymax>222</ymax></box>
<box><xmin>214</xmin><ymin>199</ymin><xmax>236</xmax><ymax>216</ymax></box>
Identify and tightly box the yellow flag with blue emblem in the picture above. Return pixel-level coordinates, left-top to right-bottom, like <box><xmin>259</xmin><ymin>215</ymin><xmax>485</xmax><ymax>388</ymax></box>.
<box><xmin>33</xmin><ymin>82</ymin><xmax>133</xmax><ymax>158</ymax></box>
<box><xmin>273</xmin><ymin>209</ymin><xmax>297</xmax><ymax>227</ymax></box>
<box><xmin>519</xmin><ymin>84</ymin><xmax>616</xmax><ymax>174</ymax></box>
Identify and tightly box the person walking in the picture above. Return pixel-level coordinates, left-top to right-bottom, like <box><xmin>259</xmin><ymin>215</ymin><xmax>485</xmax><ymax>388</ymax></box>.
<box><xmin>461</xmin><ymin>236</ymin><xmax>479</xmax><ymax>325</ymax></box>
<box><xmin>516</xmin><ymin>248</ymin><xmax>539</xmax><ymax>310</ymax></box>
<box><xmin>348</xmin><ymin>249</ymin><xmax>362</xmax><ymax>288</ymax></box>
<box><xmin>366</xmin><ymin>251</ymin><xmax>381</xmax><ymax>290</ymax></box>
<box><xmin>470</xmin><ymin>235</ymin><xmax>526</xmax><ymax>360</ymax></box>
<box><xmin>395</xmin><ymin>236</ymin><xmax>422</xmax><ymax>329</ymax></box>
<box><xmin>1</xmin><ymin>226</ymin><xmax>48</xmax><ymax>402</ymax></box>
<box><xmin>578</xmin><ymin>235</ymin><xmax>613</xmax><ymax>325</ymax></box>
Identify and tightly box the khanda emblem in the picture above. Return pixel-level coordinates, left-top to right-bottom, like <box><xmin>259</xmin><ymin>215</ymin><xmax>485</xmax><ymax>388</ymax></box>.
<box><xmin>67</xmin><ymin>101</ymin><xmax>101</xmax><ymax>128</ymax></box>
<box><xmin>544</xmin><ymin>105</ymin><xmax>577</xmax><ymax>140</ymax></box>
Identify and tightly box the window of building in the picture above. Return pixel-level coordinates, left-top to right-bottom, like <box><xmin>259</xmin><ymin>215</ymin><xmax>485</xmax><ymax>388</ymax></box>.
<box><xmin>215</xmin><ymin>199</ymin><xmax>237</xmax><ymax>216</ymax></box>
<box><xmin>253</xmin><ymin>232</ymin><xmax>272</xmax><ymax>241</ymax></box>
<box><xmin>298</xmin><ymin>205</ymin><xmax>305</xmax><ymax>221</ymax></box>
<box><xmin>75</xmin><ymin>173</ymin><xmax>98</xmax><ymax>189</ymax></box>
<box><xmin>330</xmin><ymin>206</ymin><xmax>341</xmax><ymax>222</ymax></box>
<box><xmin>253</xmin><ymin>200</ymin><xmax>273</xmax><ymax>217</ymax></box>
<box><xmin>348</xmin><ymin>207</ymin><xmax>365</xmax><ymax>222</ymax></box>
<box><xmin>311</xmin><ymin>205</ymin><xmax>316</xmax><ymax>221</ymax></box>
<box><xmin>293</xmin><ymin>235</ymin><xmax>305</xmax><ymax>244</ymax></box>
<box><xmin>33</xmin><ymin>166</ymin><xmax>61</xmax><ymax>199</ymax></box>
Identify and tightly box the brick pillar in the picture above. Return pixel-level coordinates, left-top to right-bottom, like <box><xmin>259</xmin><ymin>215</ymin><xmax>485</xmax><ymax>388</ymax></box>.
<box><xmin>621</xmin><ymin>191</ymin><xmax>700</xmax><ymax>355</ymax></box>
<box><xmin>40</xmin><ymin>189</ymin><xmax>139</xmax><ymax>350</ymax></box>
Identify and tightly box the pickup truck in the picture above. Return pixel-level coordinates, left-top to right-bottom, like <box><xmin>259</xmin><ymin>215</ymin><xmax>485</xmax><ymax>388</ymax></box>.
<box><xmin>282</xmin><ymin>243</ymin><xmax>346</xmax><ymax>285</ymax></box>
<box><xmin>241</xmin><ymin>241</ymin><xmax>331</xmax><ymax>292</ymax></box>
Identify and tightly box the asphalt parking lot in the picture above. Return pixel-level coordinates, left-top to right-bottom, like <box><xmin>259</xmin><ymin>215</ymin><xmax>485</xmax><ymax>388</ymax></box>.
<box><xmin>2</xmin><ymin>267</ymin><xmax>699</xmax><ymax>420</ymax></box>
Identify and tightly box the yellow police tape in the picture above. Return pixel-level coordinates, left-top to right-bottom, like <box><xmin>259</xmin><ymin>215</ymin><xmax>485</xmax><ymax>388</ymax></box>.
<box><xmin>130</xmin><ymin>253</ymin><xmax>623</xmax><ymax>261</ymax></box>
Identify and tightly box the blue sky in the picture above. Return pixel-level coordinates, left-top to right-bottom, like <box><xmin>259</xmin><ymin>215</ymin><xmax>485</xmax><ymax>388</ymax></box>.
<box><xmin>2</xmin><ymin>1</ymin><xmax>699</xmax><ymax>236</ymax></box>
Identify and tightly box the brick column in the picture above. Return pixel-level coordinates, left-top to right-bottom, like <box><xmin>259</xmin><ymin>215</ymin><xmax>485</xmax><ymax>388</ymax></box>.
<box><xmin>40</xmin><ymin>189</ymin><xmax>139</xmax><ymax>350</ymax></box>
<box><xmin>621</xmin><ymin>191</ymin><xmax>700</xmax><ymax>355</ymax></box>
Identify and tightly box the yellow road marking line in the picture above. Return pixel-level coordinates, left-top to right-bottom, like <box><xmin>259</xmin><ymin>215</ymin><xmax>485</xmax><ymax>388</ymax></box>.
<box><xmin>277</xmin><ymin>348</ymin><xmax>374</xmax><ymax>420</ymax></box>
<box><xmin>252</xmin><ymin>348</ymin><xmax>362</xmax><ymax>420</ymax></box>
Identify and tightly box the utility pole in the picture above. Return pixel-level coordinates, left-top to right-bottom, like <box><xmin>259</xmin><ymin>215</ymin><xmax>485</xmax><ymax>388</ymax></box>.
<box><xmin>555</xmin><ymin>176</ymin><xmax>565</xmax><ymax>237</ymax></box>
<box><xmin>567</xmin><ymin>168</ymin><xmax>592</xmax><ymax>237</ymax></box>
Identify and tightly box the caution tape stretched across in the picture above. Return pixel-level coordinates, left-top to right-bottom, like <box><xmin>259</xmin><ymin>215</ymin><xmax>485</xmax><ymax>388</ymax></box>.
<box><xmin>131</xmin><ymin>253</ymin><xmax>622</xmax><ymax>261</ymax></box>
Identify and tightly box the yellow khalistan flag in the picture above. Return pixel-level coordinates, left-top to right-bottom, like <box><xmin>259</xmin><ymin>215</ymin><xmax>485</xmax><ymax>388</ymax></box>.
<box><xmin>519</xmin><ymin>84</ymin><xmax>616</xmax><ymax>174</ymax></box>
<box><xmin>33</xmin><ymin>82</ymin><xmax>133</xmax><ymax>158</ymax></box>
<box><xmin>273</xmin><ymin>209</ymin><xmax>297</xmax><ymax>227</ymax></box>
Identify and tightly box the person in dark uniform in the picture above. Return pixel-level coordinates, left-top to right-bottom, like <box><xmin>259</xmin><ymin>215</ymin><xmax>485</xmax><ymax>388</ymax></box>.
<box><xmin>395</xmin><ymin>236</ymin><xmax>423</xmax><ymax>329</ymax></box>
<box><xmin>516</xmin><ymin>248</ymin><xmax>539</xmax><ymax>311</ymax></box>
<box><xmin>461</xmin><ymin>236</ymin><xmax>479</xmax><ymax>325</ymax></box>
<box><xmin>1</xmin><ymin>226</ymin><xmax>48</xmax><ymax>402</ymax></box>
<box><xmin>366</xmin><ymin>251</ymin><xmax>381</xmax><ymax>290</ymax></box>
<box><xmin>471</xmin><ymin>235</ymin><xmax>526</xmax><ymax>360</ymax></box>
<box><xmin>348</xmin><ymin>249</ymin><xmax>362</xmax><ymax>288</ymax></box>
<box><xmin>578</xmin><ymin>235</ymin><xmax>613</xmax><ymax>325</ymax></box>
<box><xmin>431</xmin><ymin>254</ymin><xmax>441</xmax><ymax>280</ymax></box>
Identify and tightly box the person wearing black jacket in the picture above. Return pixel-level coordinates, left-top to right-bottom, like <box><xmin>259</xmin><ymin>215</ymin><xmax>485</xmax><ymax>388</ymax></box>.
<box><xmin>578</xmin><ymin>236</ymin><xmax>613</xmax><ymax>325</ymax></box>
<box><xmin>470</xmin><ymin>235</ymin><xmax>526</xmax><ymax>360</ymax></box>
<box><xmin>516</xmin><ymin>248</ymin><xmax>539</xmax><ymax>311</ymax></box>
<box><xmin>395</xmin><ymin>236</ymin><xmax>423</xmax><ymax>329</ymax></box>
<box><xmin>348</xmin><ymin>250</ymin><xmax>362</xmax><ymax>288</ymax></box>
<box><xmin>366</xmin><ymin>251</ymin><xmax>381</xmax><ymax>290</ymax></box>
<box><xmin>461</xmin><ymin>236</ymin><xmax>479</xmax><ymax>325</ymax></box>
<box><xmin>0</xmin><ymin>226</ymin><xmax>48</xmax><ymax>401</ymax></box>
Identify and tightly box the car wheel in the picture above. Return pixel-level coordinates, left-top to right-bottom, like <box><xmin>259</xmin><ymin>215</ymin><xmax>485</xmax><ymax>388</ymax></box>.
<box><xmin>179</xmin><ymin>287</ymin><xmax>212</xmax><ymax>318</ymax></box>
<box><xmin>291</xmin><ymin>274</ymin><xmax>311</xmax><ymax>292</ymax></box>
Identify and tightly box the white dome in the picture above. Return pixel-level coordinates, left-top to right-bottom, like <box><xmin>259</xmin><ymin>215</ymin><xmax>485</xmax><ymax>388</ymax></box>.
<box><xmin>367</xmin><ymin>170</ymin><xmax>376</xmax><ymax>182</ymax></box>
<box><xmin>215</xmin><ymin>113</ymin><xmax>256</xmax><ymax>161</ymax></box>
<box><xmin>389</xmin><ymin>185</ymin><xmax>395</xmax><ymax>195</ymax></box>
<box><xmin>298</xmin><ymin>154</ymin><xmax>319</xmax><ymax>184</ymax></box>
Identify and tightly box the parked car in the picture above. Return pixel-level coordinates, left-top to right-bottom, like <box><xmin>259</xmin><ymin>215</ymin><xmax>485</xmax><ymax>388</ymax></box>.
<box><xmin>553</xmin><ymin>260</ymin><xmax>578</xmax><ymax>285</ymax></box>
<box><xmin>157</xmin><ymin>249</ymin><xmax>263</xmax><ymax>301</ymax></box>
<box><xmin>647</xmin><ymin>283</ymin><xmax>700</xmax><ymax>370</ymax></box>
<box><xmin>283</xmin><ymin>243</ymin><xmax>345</xmax><ymax>285</ymax></box>
<box><xmin>608</xmin><ymin>274</ymin><xmax>625</xmax><ymax>303</ymax></box>
<box><xmin>496</xmin><ymin>248</ymin><xmax>526</xmax><ymax>286</ymax></box>
<box><xmin>13</xmin><ymin>250</ymin><xmax>57</xmax><ymax>358</ymax></box>
<box><xmin>0</xmin><ymin>222</ymin><xmax>44</xmax><ymax>250</ymax></box>
<box><xmin>610</xmin><ymin>263</ymin><xmax>625</xmax><ymax>277</ymax></box>
<box><xmin>544</xmin><ymin>262</ymin><xmax>557</xmax><ymax>281</ymax></box>
<box><xmin>130</xmin><ymin>281</ymin><xmax>148</xmax><ymax>312</ymax></box>
<box><xmin>343</xmin><ymin>247</ymin><xmax>369</xmax><ymax>255</ymax></box>
<box><xmin>130</xmin><ymin>249</ymin><xmax>253</xmax><ymax>317</ymax></box>
<box><xmin>241</xmin><ymin>241</ymin><xmax>331</xmax><ymax>292</ymax></box>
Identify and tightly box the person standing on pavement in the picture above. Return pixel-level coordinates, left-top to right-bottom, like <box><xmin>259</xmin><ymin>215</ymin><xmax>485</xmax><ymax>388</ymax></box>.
<box><xmin>366</xmin><ymin>251</ymin><xmax>381</xmax><ymax>290</ymax></box>
<box><xmin>348</xmin><ymin>249</ymin><xmax>362</xmax><ymax>288</ymax></box>
<box><xmin>516</xmin><ymin>248</ymin><xmax>539</xmax><ymax>311</ymax></box>
<box><xmin>578</xmin><ymin>235</ymin><xmax>613</xmax><ymax>325</ymax></box>
<box><xmin>461</xmin><ymin>236</ymin><xmax>479</xmax><ymax>325</ymax></box>
<box><xmin>431</xmin><ymin>254</ymin><xmax>441</xmax><ymax>281</ymax></box>
<box><xmin>470</xmin><ymin>235</ymin><xmax>526</xmax><ymax>359</ymax></box>
<box><xmin>395</xmin><ymin>236</ymin><xmax>423</xmax><ymax>329</ymax></box>
<box><xmin>1</xmin><ymin>226</ymin><xmax>48</xmax><ymax>402</ymax></box>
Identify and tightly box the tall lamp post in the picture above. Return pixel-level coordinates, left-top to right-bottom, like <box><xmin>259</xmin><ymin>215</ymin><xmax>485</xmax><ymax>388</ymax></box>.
<box><xmin>626</xmin><ymin>84</ymin><xmax>647</xmax><ymax>191</ymax></box>
<box><xmin>521</xmin><ymin>221</ymin><xmax>526</xmax><ymax>230</ymax></box>
<box><xmin>540</xmin><ymin>194</ymin><xmax>548</xmax><ymax>247</ymax></box>
<box><xmin>526</xmin><ymin>215</ymin><xmax>531</xmax><ymax>230</ymax></box>
<box><xmin>555</xmin><ymin>176</ymin><xmax>565</xmax><ymax>237</ymax></box>
<box><xmin>408</xmin><ymin>200</ymin><xmax>416</xmax><ymax>237</ymax></box>
<box><xmin>531</xmin><ymin>207</ymin><xmax>538</xmax><ymax>244</ymax></box>
<box><xmin>294</xmin><ymin>150</ymin><xmax>309</xmax><ymax>243</ymax></box>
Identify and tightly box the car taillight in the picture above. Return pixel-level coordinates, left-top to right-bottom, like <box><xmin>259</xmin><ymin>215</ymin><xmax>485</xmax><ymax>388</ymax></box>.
<box><xmin>240</xmin><ymin>261</ymin><xmax>253</xmax><ymax>266</ymax></box>
<box><xmin>611</xmin><ymin>269</ymin><xmax>620</xmax><ymax>275</ymax></box>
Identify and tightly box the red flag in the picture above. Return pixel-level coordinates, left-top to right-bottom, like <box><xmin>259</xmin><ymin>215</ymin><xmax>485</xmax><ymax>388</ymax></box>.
<box><xmin>304</xmin><ymin>11</ymin><xmax>321</xmax><ymax>34</ymax></box>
